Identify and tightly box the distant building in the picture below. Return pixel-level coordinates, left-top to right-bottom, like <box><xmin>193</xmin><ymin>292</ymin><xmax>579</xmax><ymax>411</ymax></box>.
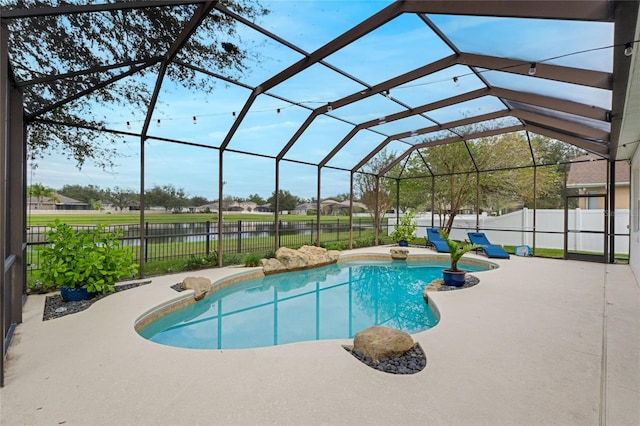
<box><xmin>567</xmin><ymin>154</ymin><xmax>630</xmax><ymax>209</ymax></box>
<box><xmin>296</xmin><ymin>200</ymin><xmax>369</xmax><ymax>215</ymax></box>
<box><xmin>27</xmin><ymin>193</ymin><xmax>90</xmax><ymax>211</ymax></box>
<box><xmin>196</xmin><ymin>201</ymin><xmax>259</xmax><ymax>213</ymax></box>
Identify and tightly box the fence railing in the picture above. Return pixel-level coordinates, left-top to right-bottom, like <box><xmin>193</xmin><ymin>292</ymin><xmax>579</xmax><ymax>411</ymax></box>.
<box><xmin>26</xmin><ymin>218</ymin><xmax>376</xmax><ymax>273</ymax></box>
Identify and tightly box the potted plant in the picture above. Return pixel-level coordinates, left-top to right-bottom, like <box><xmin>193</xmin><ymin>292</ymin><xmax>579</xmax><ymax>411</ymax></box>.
<box><xmin>38</xmin><ymin>219</ymin><xmax>138</xmax><ymax>301</ymax></box>
<box><xmin>439</xmin><ymin>229</ymin><xmax>481</xmax><ymax>287</ymax></box>
<box><xmin>390</xmin><ymin>210</ymin><xmax>417</xmax><ymax>247</ymax></box>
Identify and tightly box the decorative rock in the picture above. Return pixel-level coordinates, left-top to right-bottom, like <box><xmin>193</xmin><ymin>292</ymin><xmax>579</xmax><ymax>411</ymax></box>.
<box><xmin>181</xmin><ymin>276</ymin><xmax>212</xmax><ymax>301</ymax></box>
<box><xmin>353</xmin><ymin>326</ymin><xmax>415</xmax><ymax>362</ymax></box>
<box><xmin>390</xmin><ymin>247</ymin><xmax>409</xmax><ymax>260</ymax></box>
<box><xmin>423</xmin><ymin>280</ymin><xmax>442</xmax><ymax>292</ymax></box>
<box><xmin>261</xmin><ymin>245</ymin><xmax>340</xmax><ymax>274</ymax></box>
<box><xmin>260</xmin><ymin>258</ymin><xmax>286</xmax><ymax>274</ymax></box>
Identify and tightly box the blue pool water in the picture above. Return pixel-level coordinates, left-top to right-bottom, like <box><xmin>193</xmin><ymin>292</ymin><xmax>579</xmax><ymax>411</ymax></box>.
<box><xmin>138</xmin><ymin>260</ymin><xmax>488</xmax><ymax>350</ymax></box>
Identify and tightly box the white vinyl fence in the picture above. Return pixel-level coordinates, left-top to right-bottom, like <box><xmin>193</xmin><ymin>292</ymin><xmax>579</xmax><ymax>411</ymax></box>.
<box><xmin>388</xmin><ymin>208</ymin><xmax>630</xmax><ymax>255</ymax></box>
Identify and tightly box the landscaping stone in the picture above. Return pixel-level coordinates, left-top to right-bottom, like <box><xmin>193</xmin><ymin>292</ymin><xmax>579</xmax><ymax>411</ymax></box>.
<box><xmin>353</xmin><ymin>326</ymin><xmax>415</xmax><ymax>362</ymax></box>
<box><xmin>423</xmin><ymin>274</ymin><xmax>480</xmax><ymax>295</ymax></box>
<box><xmin>181</xmin><ymin>276</ymin><xmax>211</xmax><ymax>301</ymax></box>
<box><xmin>390</xmin><ymin>247</ymin><xmax>409</xmax><ymax>259</ymax></box>
<box><xmin>261</xmin><ymin>245</ymin><xmax>340</xmax><ymax>274</ymax></box>
<box><xmin>345</xmin><ymin>344</ymin><xmax>426</xmax><ymax>375</ymax></box>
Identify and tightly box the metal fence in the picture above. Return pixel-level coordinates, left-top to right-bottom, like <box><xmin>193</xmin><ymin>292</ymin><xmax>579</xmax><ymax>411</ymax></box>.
<box><xmin>26</xmin><ymin>218</ymin><xmax>376</xmax><ymax>273</ymax></box>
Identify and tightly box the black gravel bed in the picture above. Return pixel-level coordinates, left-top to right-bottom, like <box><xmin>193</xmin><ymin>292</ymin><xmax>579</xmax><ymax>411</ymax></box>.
<box><xmin>170</xmin><ymin>283</ymin><xmax>185</xmax><ymax>292</ymax></box>
<box><xmin>42</xmin><ymin>280</ymin><xmax>151</xmax><ymax>321</ymax></box>
<box><xmin>430</xmin><ymin>274</ymin><xmax>479</xmax><ymax>291</ymax></box>
<box><xmin>345</xmin><ymin>344</ymin><xmax>426</xmax><ymax>374</ymax></box>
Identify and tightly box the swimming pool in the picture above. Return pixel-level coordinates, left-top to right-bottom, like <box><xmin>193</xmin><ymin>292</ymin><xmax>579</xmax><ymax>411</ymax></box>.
<box><xmin>138</xmin><ymin>259</ymin><xmax>491</xmax><ymax>350</ymax></box>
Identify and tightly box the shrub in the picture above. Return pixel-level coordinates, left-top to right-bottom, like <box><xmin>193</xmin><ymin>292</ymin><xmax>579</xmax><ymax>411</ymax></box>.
<box><xmin>244</xmin><ymin>253</ymin><xmax>261</xmax><ymax>267</ymax></box>
<box><xmin>183</xmin><ymin>251</ymin><xmax>218</xmax><ymax>270</ymax></box>
<box><xmin>37</xmin><ymin>219</ymin><xmax>138</xmax><ymax>294</ymax></box>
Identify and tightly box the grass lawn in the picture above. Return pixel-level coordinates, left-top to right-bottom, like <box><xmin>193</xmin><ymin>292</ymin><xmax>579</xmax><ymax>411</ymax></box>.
<box><xmin>27</xmin><ymin>212</ymin><xmax>364</xmax><ymax>226</ymax></box>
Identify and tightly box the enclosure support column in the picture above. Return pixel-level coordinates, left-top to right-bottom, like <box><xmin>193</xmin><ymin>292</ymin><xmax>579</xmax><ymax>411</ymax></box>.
<box><xmin>0</xmin><ymin>23</ymin><xmax>25</xmax><ymax>387</ymax></box>
<box><xmin>349</xmin><ymin>171</ymin><xmax>354</xmax><ymax>250</ymax></box>
<box><xmin>138</xmin><ymin>137</ymin><xmax>146</xmax><ymax>277</ymax></box>
<box><xmin>533</xmin><ymin>163</ymin><xmax>537</xmax><ymax>254</ymax></box>
<box><xmin>217</xmin><ymin>151</ymin><xmax>224</xmax><ymax>267</ymax></box>
<box><xmin>0</xmin><ymin>27</ymin><xmax>6</xmax><ymax>388</ymax></box>
<box><xmin>274</xmin><ymin>159</ymin><xmax>280</xmax><ymax>252</ymax></box>
<box><xmin>527</xmin><ymin>131</ymin><xmax>537</xmax><ymax>254</ymax></box>
<box><xmin>395</xmin><ymin>179</ymin><xmax>400</xmax><ymax>224</ymax></box>
<box><xmin>9</xmin><ymin>87</ymin><xmax>24</xmax><ymax>323</ymax></box>
<box><xmin>316</xmin><ymin>167</ymin><xmax>321</xmax><ymax>246</ymax></box>
<box><xmin>475</xmin><ymin>172</ymin><xmax>480</xmax><ymax>231</ymax></box>
<box><xmin>374</xmin><ymin>176</ymin><xmax>380</xmax><ymax>245</ymax></box>
<box><xmin>608</xmin><ymin>160</ymin><xmax>615</xmax><ymax>263</ymax></box>
<box><xmin>431</xmin><ymin>175</ymin><xmax>435</xmax><ymax>228</ymax></box>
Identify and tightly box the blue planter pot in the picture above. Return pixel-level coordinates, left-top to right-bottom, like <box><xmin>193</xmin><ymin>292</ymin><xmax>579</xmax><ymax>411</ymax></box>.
<box><xmin>398</xmin><ymin>240</ymin><xmax>409</xmax><ymax>247</ymax></box>
<box><xmin>442</xmin><ymin>270</ymin><xmax>466</xmax><ymax>287</ymax></box>
<box><xmin>60</xmin><ymin>286</ymin><xmax>96</xmax><ymax>302</ymax></box>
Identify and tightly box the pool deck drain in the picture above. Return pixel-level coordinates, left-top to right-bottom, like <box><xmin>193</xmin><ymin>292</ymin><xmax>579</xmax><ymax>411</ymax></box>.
<box><xmin>1</xmin><ymin>246</ymin><xmax>638</xmax><ymax>426</ymax></box>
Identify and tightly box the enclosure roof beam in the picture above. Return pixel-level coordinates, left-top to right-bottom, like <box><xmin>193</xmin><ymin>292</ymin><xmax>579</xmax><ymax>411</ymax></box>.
<box><xmin>258</xmin><ymin>1</ymin><xmax>404</xmax><ymax>93</ymax></box>
<box><xmin>511</xmin><ymin>109</ymin><xmax>610</xmax><ymax>142</ymax></box>
<box><xmin>219</xmin><ymin>2</ymin><xmax>406</xmax><ymax>153</ymax></box>
<box><xmin>609</xmin><ymin>0</ymin><xmax>639</xmax><ymax>159</ymax></box>
<box><xmin>276</xmin><ymin>110</ymin><xmax>323</xmax><ymax>160</ymax></box>
<box><xmin>141</xmin><ymin>1</ymin><xmax>217</xmax><ymax>138</ymax></box>
<box><xmin>491</xmin><ymin>87</ymin><xmax>610</xmax><ymax>121</ymax></box>
<box><xmin>277</xmin><ymin>54</ymin><xmax>457</xmax><ymax>161</ymax></box>
<box><xmin>352</xmin><ymin>136</ymin><xmax>393</xmax><ymax>173</ymax></box>
<box><xmin>25</xmin><ymin>58</ymin><xmax>160</xmax><ymax>120</ymax></box>
<box><xmin>404</xmin><ymin>1</ymin><xmax>613</xmax><ymax>22</ymax></box>
<box><xmin>354</xmin><ymin>110</ymin><xmax>510</xmax><ymax>171</ymax></box>
<box><xmin>524</xmin><ymin>124</ymin><xmax>610</xmax><ymax>156</ymax></box>
<box><xmin>17</xmin><ymin>57</ymin><xmax>162</xmax><ymax>87</ymax></box>
<box><xmin>0</xmin><ymin>1</ymin><xmax>203</xmax><ymax>19</ymax></box>
<box><xmin>457</xmin><ymin>53</ymin><xmax>612</xmax><ymax>90</ymax></box>
<box><xmin>377</xmin><ymin>125</ymin><xmax>525</xmax><ymax>177</ymax></box>
<box><xmin>318</xmin><ymin>127</ymin><xmax>363</xmax><ymax>168</ymax></box>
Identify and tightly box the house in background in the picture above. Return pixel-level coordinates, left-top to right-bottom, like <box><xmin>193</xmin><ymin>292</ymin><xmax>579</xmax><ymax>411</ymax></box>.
<box><xmin>27</xmin><ymin>193</ymin><xmax>90</xmax><ymax>211</ymax></box>
<box><xmin>567</xmin><ymin>154</ymin><xmax>630</xmax><ymax>209</ymax></box>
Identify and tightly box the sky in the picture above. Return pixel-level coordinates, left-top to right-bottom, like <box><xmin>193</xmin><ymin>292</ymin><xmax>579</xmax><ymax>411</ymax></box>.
<box><xmin>27</xmin><ymin>0</ymin><xmax>613</xmax><ymax>202</ymax></box>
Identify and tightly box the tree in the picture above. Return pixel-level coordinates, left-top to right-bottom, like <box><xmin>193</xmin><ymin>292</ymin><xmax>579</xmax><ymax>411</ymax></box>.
<box><xmin>189</xmin><ymin>196</ymin><xmax>209</xmax><ymax>207</ymax></box>
<box><xmin>109</xmin><ymin>187</ymin><xmax>138</xmax><ymax>211</ymax></box>
<box><xmin>355</xmin><ymin>149</ymin><xmax>397</xmax><ymax>225</ymax></box>
<box><xmin>58</xmin><ymin>184</ymin><xmax>107</xmax><ymax>204</ymax></box>
<box><xmin>6</xmin><ymin>1</ymin><xmax>269</xmax><ymax>168</ymax></box>
<box><xmin>27</xmin><ymin>183</ymin><xmax>59</xmax><ymax>209</ymax></box>
<box><xmin>401</xmin><ymin>132</ymin><xmax>583</xmax><ymax>232</ymax></box>
<box><xmin>246</xmin><ymin>193</ymin><xmax>266</xmax><ymax>205</ymax></box>
<box><xmin>267</xmin><ymin>190</ymin><xmax>302</xmax><ymax>213</ymax></box>
<box><xmin>145</xmin><ymin>184</ymin><xmax>187</xmax><ymax>212</ymax></box>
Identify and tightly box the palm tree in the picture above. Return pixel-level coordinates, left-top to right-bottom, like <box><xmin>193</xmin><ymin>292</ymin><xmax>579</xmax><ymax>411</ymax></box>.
<box><xmin>28</xmin><ymin>183</ymin><xmax>59</xmax><ymax>209</ymax></box>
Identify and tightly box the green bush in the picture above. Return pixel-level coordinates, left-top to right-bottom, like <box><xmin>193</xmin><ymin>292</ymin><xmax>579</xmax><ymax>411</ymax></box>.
<box><xmin>244</xmin><ymin>253</ymin><xmax>261</xmax><ymax>267</ymax></box>
<box><xmin>37</xmin><ymin>219</ymin><xmax>138</xmax><ymax>294</ymax></box>
<box><xmin>183</xmin><ymin>252</ymin><xmax>218</xmax><ymax>270</ymax></box>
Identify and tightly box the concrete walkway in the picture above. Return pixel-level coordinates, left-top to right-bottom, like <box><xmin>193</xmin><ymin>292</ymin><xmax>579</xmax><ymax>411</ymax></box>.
<box><xmin>1</xmin><ymin>247</ymin><xmax>638</xmax><ymax>425</ymax></box>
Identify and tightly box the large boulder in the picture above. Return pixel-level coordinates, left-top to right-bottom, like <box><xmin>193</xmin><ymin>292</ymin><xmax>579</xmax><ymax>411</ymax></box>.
<box><xmin>353</xmin><ymin>326</ymin><xmax>415</xmax><ymax>362</ymax></box>
<box><xmin>181</xmin><ymin>276</ymin><xmax>212</xmax><ymax>301</ymax></box>
<box><xmin>261</xmin><ymin>245</ymin><xmax>340</xmax><ymax>274</ymax></box>
<box><xmin>260</xmin><ymin>258</ymin><xmax>286</xmax><ymax>274</ymax></box>
<box><xmin>276</xmin><ymin>247</ymin><xmax>309</xmax><ymax>269</ymax></box>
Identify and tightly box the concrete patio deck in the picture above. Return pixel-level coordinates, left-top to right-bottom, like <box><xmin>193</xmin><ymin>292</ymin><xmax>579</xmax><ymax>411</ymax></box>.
<box><xmin>1</xmin><ymin>247</ymin><xmax>638</xmax><ymax>426</ymax></box>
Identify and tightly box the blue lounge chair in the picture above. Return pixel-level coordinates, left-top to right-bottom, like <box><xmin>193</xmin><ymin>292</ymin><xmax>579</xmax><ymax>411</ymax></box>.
<box><xmin>467</xmin><ymin>232</ymin><xmax>510</xmax><ymax>259</ymax></box>
<box><xmin>426</xmin><ymin>228</ymin><xmax>449</xmax><ymax>253</ymax></box>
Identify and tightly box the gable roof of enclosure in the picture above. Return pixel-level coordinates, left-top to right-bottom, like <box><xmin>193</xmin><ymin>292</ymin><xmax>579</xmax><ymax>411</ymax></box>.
<box><xmin>1</xmin><ymin>0</ymin><xmax>639</xmax><ymax>181</ymax></box>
